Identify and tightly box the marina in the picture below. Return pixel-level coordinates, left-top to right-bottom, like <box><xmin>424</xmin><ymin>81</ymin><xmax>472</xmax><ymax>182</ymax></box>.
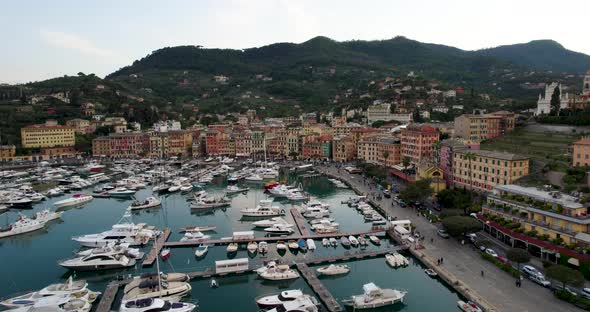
<box><xmin>0</xmin><ymin>160</ymin><xmax>465</xmax><ymax>312</ymax></box>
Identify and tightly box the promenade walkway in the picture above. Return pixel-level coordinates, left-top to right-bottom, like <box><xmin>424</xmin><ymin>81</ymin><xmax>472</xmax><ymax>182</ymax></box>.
<box><xmin>317</xmin><ymin>165</ymin><xmax>582</xmax><ymax>312</ymax></box>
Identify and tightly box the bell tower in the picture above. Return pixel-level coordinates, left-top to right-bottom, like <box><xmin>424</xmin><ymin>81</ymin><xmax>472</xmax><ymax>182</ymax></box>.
<box><xmin>584</xmin><ymin>70</ymin><xmax>590</xmax><ymax>95</ymax></box>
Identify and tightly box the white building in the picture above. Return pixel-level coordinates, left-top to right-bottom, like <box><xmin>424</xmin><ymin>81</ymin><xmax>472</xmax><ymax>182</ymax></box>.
<box><xmin>432</xmin><ymin>106</ymin><xmax>449</xmax><ymax>113</ymax></box>
<box><xmin>443</xmin><ymin>90</ymin><xmax>456</xmax><ymax>98</ymax></box>
<box><xmin>535</xmin><ymin>82</ymin><xmax>569</xmax><ymax>116</ymax></box>
<box><xmin>153</xmin><ymin>120</ymin><xmax>182</xmax><ymax>132</ymax></box>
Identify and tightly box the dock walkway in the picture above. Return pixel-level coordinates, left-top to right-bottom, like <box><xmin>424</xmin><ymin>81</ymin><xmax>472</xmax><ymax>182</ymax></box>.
<box><xmin>296</xmin><ymin>262</ymin><xmax>342</xmax><ymax>312</ymax></box>
<box><xmin>142</xmin><ymin>228</ymin><xmax>171</xmax><ymax>267</ymax></box>
<box><xmin>290</xmin><ymin>207</ymin><xmax>310</xmax><ymax>236</ymax></box>
<box><xmin>95</xmin><ymin>281</ymin><xmax>122</xmax><ymax>312</ymax></box>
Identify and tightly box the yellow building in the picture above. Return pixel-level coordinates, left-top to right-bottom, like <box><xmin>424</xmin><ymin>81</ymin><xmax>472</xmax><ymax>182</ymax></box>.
<box><xmin>0</xmin><ymin>145</ymin><xmax>16</xmax><ymax>161</ymax></box>
<box><xmin>484</xmin><ymin>184</ymin><xmax>590</xmax><ymax>246</ymax></box>
<box><xmin>572</xmin><ymin>137</ymin><xmax>590</xmax><ymax>167</ymax></box>
<box><xmin>453</xmin><ymin>149</ymin><xmax>529</xmax><ymax>192</ymax></box>
<box><xmin>21</xmin><ymin>120</ymin><xmax>75</xmax><ymax>148</ymax></box>
<box><xmin>357</xmin><ymin>136</ymin><xmax>401</xmax><ymax>168</ymax></box>
<box><xmin>332</xmin><ymin>136</ymin><xmax>355</xmax><ymax>162</ymax></box>
<box><xmin>416</xmin><ymin>165</ymin><xmax>446</xmax><ymax>194</ymax></box>
<box><xmin>65</xmin><ymin>118</ymin><xmax>91</xmax><ymax>134</ymax></box>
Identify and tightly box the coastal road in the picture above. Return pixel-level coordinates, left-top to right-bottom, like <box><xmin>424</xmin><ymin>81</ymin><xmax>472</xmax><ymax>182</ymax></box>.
<box><xmin>317</xmin><ymin>164</ymin><xmax>582</xmax><ymax>312</ymax></box>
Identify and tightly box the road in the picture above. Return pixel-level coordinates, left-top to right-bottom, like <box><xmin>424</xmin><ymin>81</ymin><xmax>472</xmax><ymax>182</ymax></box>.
<box><xmin>317</xmin><ymin>164</ymin><xmax>582</xmax><ymax>312</ymax></box>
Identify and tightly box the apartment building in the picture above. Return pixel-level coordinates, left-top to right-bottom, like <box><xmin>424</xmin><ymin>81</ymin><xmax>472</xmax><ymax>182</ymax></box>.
<box><xmin>484</xmin><ymin>184</ymin><xmax>590</xmax><ymax>246</ymax></box>
<box><xmin>92</xmin><ymin>133</ymin><xmax>148</xmax><ymax>158</ymax></box>
<box><xmin>400</xmin><ymin>124</ymin><xmax>440</xmax><ymax>165</ymax></box>
<box><xmin>453</xmin><ymin>149</ymin><xmax>529</xmax><ymax>192</ymax></box>
<box><xmin>332</xmin><ymin>136</ymin><xmax>356</xmax><ymax>162</ymax></box>
<box><xmin>572</xmin><ymin>137</ymin><xmax>590</xmax><ymax>167</ymax></box>
<box><xmin>454</xmin><ymin>112</ymin><xmax>515</xmax><ymax>143</ymax></box>
<box><xmin>168</xmin><ymin>130</ymin><xmax>193</xmax><ymax>157</ymax></box>
<box><xmin>65</xmin><ymin>119</ymin><xmax>92</xmax><ymax>134</ymax></box>
<box><xmin>21</xmin><ymin>120</ymin><xmax>75</xmax><ymax>148</ymax></box>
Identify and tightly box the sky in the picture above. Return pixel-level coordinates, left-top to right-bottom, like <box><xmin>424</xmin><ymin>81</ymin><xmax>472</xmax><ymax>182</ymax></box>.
<box><xmin>2</xmin><ymin>0</ymin><xmax>589</xmax><ymax>84</ymax></box>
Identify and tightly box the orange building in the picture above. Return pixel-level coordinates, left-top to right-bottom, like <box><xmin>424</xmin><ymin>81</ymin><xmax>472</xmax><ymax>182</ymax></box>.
<box><xmin>573</xmin><ymin>137</ymin><xmax>590</xmax><ymax>167</ymax></box>
<box><xmin>454</xmin><ymin>111</ymin><xmax>515</xmax><ymax>143</ymax></box>
<box><xmin>332</xmin><ymin>136</ymin><xmax>356</xmax><ymax>162</ymax></box>
<box><xmin>400</xmin><ymin>124</ymin><xmax>440</xmax><ymax>165</ymax></box>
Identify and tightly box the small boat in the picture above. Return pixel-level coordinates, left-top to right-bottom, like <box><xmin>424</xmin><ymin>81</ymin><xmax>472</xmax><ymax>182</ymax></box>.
<box><xmin>121</xmin><ymin>298</ymin><xmax>196</xmax><ymax>312</ymax></box>
<box><xmin>264</xmin><ymin>224</ymin><xmax>295</xmax><ymax>235</ymax></box>
<box><xmin>369</xmin><ymin>235</ymin><xmax>381</xmax><ymax>245</ymax></box>
<box><xmin>276</xmin><ymin>241</ymin><xmax>287</xmax><ymax>250</ymax></box>
<box><xmin>245</xmin><ymin>174</ymin><xmax>263</xmax><ymax>182</ymax></box>
<box><xmin>340</xmin><ymin>236</ymin><xmax>351</xmax><ymax>247</ymax></box>
<box><xmin>252</xmin><ymin>217</ymin><xmax>291</xmax><ymax>228</ymax></box>
<box><xmin>386</xmin><ymin>253</ymin><xmax>409</xmax><ymax>268</ymax></box>
<box><xmin>179</xmin><ymin>184</ymin><xmax>193</xmax><ymax>193</ymax></box>
<box><xmin>108</xmin><ymin>187</ymin><xmax>136</xmax><ymax>198</ymax></box>
<box><xmin>160</xmin><ymin>249</ymin><xmax>171</xmax><ymax>261</ymax></box>
<box><xmin>306</xmin><ymin>239</ymin><xmax>316</xmax><ymax>250</ymax></box>
<box><xmin>227</xmin><ymin>242</ymin><xmax>238</xmax><ymax>253</ymax></box>
<box><xmin>225</xmin><ymin>185</ymin><xmax>249</xmax><ymax>194</ymax></box>
<box><xmin>317</xmin><ymin>264</ymin><xmax>350</xmax><ymax>276</ymax></box>
<box><xmin>180</xmin><ymin>231</ymin><xmax>211</xmax><ymax>242</ymax></box>
<box><xmin>195</xmin><ymin>245</ymin><xmax>208</xmax><ymax>257</ymax></box>
<box><xmin>288</xmin><ymin>240</ymin><xmax>299</xmax><ymax>250</ymax></box>
<box><xmin>210</xmin><ymin>279</ymin><xmax>219</xmax><ymax>288</ymax></box>
<box><xmin>425</xmin><ymin>268</ymin><xmax>438</xmax><ymax>277</ymax></box>
<box><xmin>329</xmin><ymin>238</ymin><xmax>337</xmax><ymax>247</ymax></box>
<box><xmin>258</xmin><ymin>241</ymin><xmax>269</xmax><ymax>253</ymax></box>
<box><xmin>458</xmin><ymin>300</ymin><xmax>483</xmax><ymax>312</ymax></box>
<box><xmin>179</xmin><ymin>225</ymin><xmax>216</xmax><ymax>232</ymax></box>
<box><xmin>247</xmin><ymin>241</ymin><xmax>258</xmax><ymax>253</ymax></box>
<box><xmin>168</xmin><ymin>185</ymin><xmax>181</xmax><ymax>193</ymax></box>
<box><xmin>348</xmin><ymin>235</ymin><xmax>359</xmax><ymax>247</ymax></box>
<box><xmin>256</xmin><ymin>290</ymin><xmax>313</xmax><ymax>309</ymax></box>
<box><xmin>129</xmin><ymin>196</ymin><xmax>161</xmax><ymax>210</ymax></box>
<box><xmin>322</xmin><ymin>238</ymin><xmax>329</xmax><ymax>247</ymax></box>
<box><xmin>53</xmin><ymin>194</ymin><xmax>93</xmax><ymax>209</ymax></box>
<box><xmin>297</xmin><ymin>238</ymin><xmax>307</xmax><ymax>251</ymax></box>
<box><xmin>342</xmin><ymin>283</ymin><xmax>407</xmax><ymax>309</ymax></box>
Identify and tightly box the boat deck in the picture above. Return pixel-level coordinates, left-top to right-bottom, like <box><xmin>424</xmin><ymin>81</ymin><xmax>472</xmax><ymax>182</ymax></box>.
<box><xmin>142</xmin><ymin>228</ymin><xmax>171</xmax><ymax>267</ymax></box>
<box><xmin>290</xmin><ymin>207</ymin><xmax>310</xmax><ymax>236</ymax></box>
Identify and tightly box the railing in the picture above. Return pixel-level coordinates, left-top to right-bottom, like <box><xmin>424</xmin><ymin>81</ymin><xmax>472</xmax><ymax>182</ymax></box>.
<box><xmin>484</xmin><ymin>205</ymin><xmax>577</xmax><ymax>236</ymax></box>
<box><xmin>488</xmin><ymin>194</ymin><xmax>590</xmax><ymax>220</ymax></box>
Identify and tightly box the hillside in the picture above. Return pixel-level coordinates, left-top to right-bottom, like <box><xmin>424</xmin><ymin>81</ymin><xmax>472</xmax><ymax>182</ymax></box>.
<box><xmin>477</xmin><ymin>40</ymin><xmax>590</xmax><ymax>74</ymax></box>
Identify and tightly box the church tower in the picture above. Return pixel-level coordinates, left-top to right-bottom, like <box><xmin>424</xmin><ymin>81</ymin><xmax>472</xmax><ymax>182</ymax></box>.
<box><xmin>584</xmin><ymin>70</ymin><xmax>590</xmax><ymax>95</ymax></box>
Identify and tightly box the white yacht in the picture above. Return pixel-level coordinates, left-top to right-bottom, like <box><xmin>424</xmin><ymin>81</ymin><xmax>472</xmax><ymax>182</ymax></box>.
<box><xmin>53</xmin><ymin>194</ymin><xmax>93</xmax><ymax>209</ymax></box>
<box><xmin>76</xmin><ymin>242</ymin><xmax>142</xmax><ymax>259</ymax></box>
<box><xmin>194</xmin><ymin>245</ymin><xmax>208</xmax><ymax>257</ymax></box>
<box><xmin>72</xmin><ymin>216</ymin><xmax>158</xmax><ymax>247</ymax></box>
<box><xmin>256</xmin><ymin>290</ymin><xmax>315</xmax><ymax>310</ymax></box>
<box><xmin>128</xmin><ymin>196</ymin><xmax>161</xmax><ymax>210</ymax></box>
<box><xmin>108</xmin><ymin>188</ymin><xmax>136</xmax><ymax>198</ymax></box>
<box><xmin>342</xmin><ymin>283</ymin><xmax>407</xmax><ymax>309</ymax></box>
<box><xmin>252</xmin><ymin>217</ymin><xmax>291</xmax><ymax>228</ymax></box>
<box><xmin>244</xmin><ymin>174</ymin><xmax>263</xmax><ymax>182</ymax></box>
<box><xmin>385</xmin><ymin>252</ymin><xmax>409</xmax><ymax>268</ymax></box>
<box><xmin>5</xmin><ymin>294</ymin><xmax>93</xmax><ymax>312</ymax></box>
<box><xmin>122</xmin><ymin>280</ymin><xmax>192</xmax><ymax>301</ymax></box>
<box><xmin>240</xmin><ymin>199</ymin><xmax>284</xmax><ymax>217</ymax></box>
<box><xmin>316</xmin><ymin>264</ymin><xmax>350</xmax><ymax>276</ymax></box>
<box><xmin>256</xmin><ymin>261</ymin><xmax>299</xmax><ymax>281</ymax></box>
<box><xmin>266</xmin><ymin>295</ymin><xmax>319</xmax><ymax>312</ymax></box>
<box><xmin>263</xmin><ymin>224</ymin><xmax>294</xmax><ymax>235</ymax></box>
<box><xmin>120</xmin><ymin>298</ymin><xmax>196</xmax><ymax>312</ymax></box>
<box><xmin>0</xmin><ymin>277</ymin><xmax>95</xmax><ymax>308</ymax></box>
<box><xmin>302</xmin><ymin>207</ymin><xmax>329</xmax><ymax>219</ymax></box>
<box><xmin>179</xmin><ymin>231</ymin><xmax>210</xmax><ymax>242</ymax></box>
<box><xmin>58</xmin><ymin>252</ymin><xmax>136</xmax><ymax>271</ymax></box>
<box><xmin>33</xmin><ymin>210</ymin><xmax>62</xmax><ymax>223</ymax></box>
<box><xmin>0</xmin><ymin>215</ymin><xmax>46</xmax><ymax>239</ymax></box>
<box><xmin>225</xmin><ymin>185</ymin><xmax>249</xmax><ymax>195</ymax></box>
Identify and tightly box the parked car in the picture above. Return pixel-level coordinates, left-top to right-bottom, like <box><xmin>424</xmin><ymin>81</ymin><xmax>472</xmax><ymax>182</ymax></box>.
<box><xmin>437</xmin><ymin>229</ymin><xmax>450</xmax><ymax>239</ymax></box>
<box><xmin>485</xmin><ymin>248</ymin><xmax>498</xmax><ymax>258</ymax></box>
<box><xmin>551</xmin><ymin>284</ymin><xmax>578</xmax><ymax>296</ymax></box>
<box><xmin>529</xmin><ymin>273</ymin><xmax>551</xmax><ymax>287</ymax></box>
<box><xmin>581</xmin><ymin>288</ymin><xmax>590</xmax><ymax>300</ymax></box>
<box><xmin>522</xmin><ymin>265</ymin><xmax>541</xmax><ymax>277</ymax></box>
<box><xmin>497</xmin><ymin>256</ymin><xmax>510</xmax><ymax>265</ymax></box>
<box><xmin>465</xmin><ymin>233</ymin><xmax>477</xmax><ymax>243</ymax></box>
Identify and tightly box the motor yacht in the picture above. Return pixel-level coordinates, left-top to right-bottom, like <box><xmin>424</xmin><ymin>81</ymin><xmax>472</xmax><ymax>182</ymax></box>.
<box><xmin>6</xmin><ymin>197</ymin><xmax>33</xmax><ymax>208</ymax></box>
<box><xmin>458</xmin><ymin>300</ymin><xmax>483</xmax><ymax>312</ymax></box>
<box><xmin>316</xmin><ymin>264</ymin><xmax>350</xmax><ymax>276</ymax></box>
<box><xmin>0</xmin><ymin>277</ymin><xmax>96</xmax><ymax>308</ymax></box>
<box><xmin>302</xmin><ymin>207</ymin><xmax>329</xmax><ymax>219</ymax></box>
<box><xmin>108</xmin><ymin>188</ymin><xmax>136</xmax><ymax>198</ymax></box>
<box><xmin>252</xmin><ymin>217</ymin><xmax>291</xmax><ymax>228</ymax></box>
<box><xmin>179</xmin><ymin>225</ymin><xmax>216</xmax><ymax>232</ymax></box>
<box><xmin>179</xmin><ymin>231</ymin><xmax>211</xmax><ymax>242</ymax></box>
<box><xmin>342</xmin><ymin>283</ymin><xmax>407</xmax><ymax>309</ymax></box>
<box><xmin>240</xmin><ymin>199</ymin><xmax>284</xmax><ymax>217</ymax></box>
<box><xmin>5</xmin><ymin>294</ymin><xmax>93</xmax><ymax>312</ymax></box>
<box><xmin>244</xmin><ymin>174</ymin><xmax>263</xmax><ymax>182</ymax></box>
<box><xmin>190</xmin><ymin>197</ymin><xmax>230</xmax><ymax>210</ymax></box>
<box><xmin>256</xmin><ymin>261</ymin><xmax>300</xmax><ymax>281</ymax></box>
<box><xmin>128</xmin><ymin>196</ymin><xmax>161</xmax><ymax>210</ymax></box>
<box><xmin>256</xmin><ymin>290</ymin><xmax>315</xmax><ymax>310</ymax></box>
<box><xmin>225</xmin><ymin>185</ymin><xmax>249</xmax><ymax>195</ymax></box>
<box><xmin>0</xmin><ymin>215</ymin><xmax>46</xmax><ymax>239</ymax></box>
<box><xmin>120</xmin><ymin>298</ymin><xmax>196</xmax><ymax>312</ymax></box>
<box><xmin>179</xmin><ymin>184</ymin><xmax>193</xmax><ymax>193</ymax></box>
<box><xmin>33</xmin><ymin>209</ymin><xmax>62</xmax><ymax>223</ymax></box>
<box><xmin>75</xmin><ymin>242</ymin><xmax>142</xmax><ymax>259</ymax></box>
<box><xmin>263</xmin><ymin>224</ymin><xmax>294</xmax><ymax>235</ymax></box>
<box><xmin>58</xmin><ymin>252</ymin><xmax>136</xmax><ymax>271</ymax></box>
<box><xmin>72</xmin><ymin>217</ymin><xmax>159</xmax><ymax>247</ymax></box>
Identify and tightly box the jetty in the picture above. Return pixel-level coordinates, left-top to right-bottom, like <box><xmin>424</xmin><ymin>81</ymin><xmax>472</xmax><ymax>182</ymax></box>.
<box><xmin>95</xmin><ymin>281</ymin><xmax>125</xmax><ymax>312</ymax></box>
<box><xmin>142</xmin><ymin>228</ymin><xmax>171</xmax><ymax>267</ymax></box>
<box><xmin>296</xmin><ymin>262</ymin><xmax>342</xmax><ymax>312</ymax></box>
<box><xmin>290</xmin><ymin>207</ymin><xmax>310</xmax><ymax>236</ymax></box>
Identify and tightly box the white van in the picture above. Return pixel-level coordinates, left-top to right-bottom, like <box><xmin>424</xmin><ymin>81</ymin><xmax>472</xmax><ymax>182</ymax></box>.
<box><xmin>529</xmin><ymin>273</ymin><xmax>551</xmax><ymax>287</ymax></box>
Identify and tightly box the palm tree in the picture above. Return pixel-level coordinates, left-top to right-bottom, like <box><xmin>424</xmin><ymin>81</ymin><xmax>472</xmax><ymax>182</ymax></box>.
<box><xmin>382</xmin><ymin>150</ymin><xmax>390</xmax><ymax>167</ymax></box>
<box><xmin>464</xmin><ymin>152</ymin><xmax>477</xmax><ymax>191</ymax></box>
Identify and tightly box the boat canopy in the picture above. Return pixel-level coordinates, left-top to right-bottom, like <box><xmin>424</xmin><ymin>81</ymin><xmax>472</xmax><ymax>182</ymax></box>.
<box><xmin>363</xmin><ymin>283</ymin><xmax>381</xmax><ymax>295</ymax></box>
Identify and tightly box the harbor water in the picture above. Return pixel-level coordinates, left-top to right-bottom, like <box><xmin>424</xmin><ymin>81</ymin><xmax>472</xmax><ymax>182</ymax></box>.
<box><xmin>0</xmin><ymin>174</ymin><xmax>463</xmax><ymax>311</ymax></box>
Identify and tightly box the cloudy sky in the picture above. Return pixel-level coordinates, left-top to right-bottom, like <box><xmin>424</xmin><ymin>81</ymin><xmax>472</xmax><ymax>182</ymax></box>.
<box><xmin>2</xmin><ymin>0</ymin><xmax>589</xmax><ymax>83</ymax></box>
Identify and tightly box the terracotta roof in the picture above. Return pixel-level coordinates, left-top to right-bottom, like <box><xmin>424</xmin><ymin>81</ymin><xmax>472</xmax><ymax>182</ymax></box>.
<box><xmin>574</xmin><ymin>138</ymin><xmax>590</xmax><ymax>146</ymax></box>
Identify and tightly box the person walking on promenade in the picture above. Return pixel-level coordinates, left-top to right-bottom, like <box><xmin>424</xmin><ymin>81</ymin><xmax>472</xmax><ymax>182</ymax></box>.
<box><xmin>481</xmin><ymin>270</ymin><xmax>484</xmax><ymax>277</ymax></box>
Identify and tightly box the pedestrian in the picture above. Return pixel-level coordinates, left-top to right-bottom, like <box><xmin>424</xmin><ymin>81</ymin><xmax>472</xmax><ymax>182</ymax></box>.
<box><xmin>430</xmin><ymin>238</ymin><xmax>433</xmax><ymax>243</ymax></box>
<box><xmin>481</xmin><ymin>270</ymin><xmax>484</xmax><ymax>277</ymax></box>
<box><xmin>440</xmin><ymin>257</ymin><xmax>443</xmax><ymax>264</ymax></box>
<box><xmin>515</xmin><ymin>279</ymin><xmax>519</xmax><ymax>287</ymax></box>
<box><xmin>437</xmin><ymin>259</ymin><xmax>440</xmax><ymax>265</ymax></box>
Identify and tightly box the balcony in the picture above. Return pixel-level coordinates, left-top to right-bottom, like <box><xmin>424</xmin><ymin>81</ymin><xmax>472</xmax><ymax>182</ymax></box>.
<box><xmin>484</xmin><ymin>204</ymin><xmax>577</xmax><ymax>236</ymax></box>
<box><xmin>488</xmin><ymin>194</ymin><xmax>590</xmax><ymax>221</ymax></box>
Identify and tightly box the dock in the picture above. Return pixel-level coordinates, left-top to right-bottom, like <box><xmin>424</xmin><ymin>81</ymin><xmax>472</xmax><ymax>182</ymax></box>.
<box><xmin>163</xmin><ymin>227</ymin><xmax>389</xmax><ymax>247</ymax></box>
<box><xmin>142</xmin><ymin>228</ymin><xmax>171</xmax><ymax>267</ymax></box>
<box><xmin>290</xmin><ymin>207</ymin><xmax>310</xmax><ymax>236</ymax></box>
<box><xmin>296</xmin><ymin>262</ymin><xmax>342</xmax><ymax>312</ymax></box>
<box><xmin>95</xmin><ymin>281</ymin><xmax>122</xmax><ymax>312</ymax></box>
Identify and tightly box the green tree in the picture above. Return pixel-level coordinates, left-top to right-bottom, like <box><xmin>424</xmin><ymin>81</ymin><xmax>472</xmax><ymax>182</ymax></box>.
<box><xmin>95</xmin><ymin>125</ymin><xmax>114</xmax><ymax>136</ymax></box>
<box><xmin>506</xmin><ymin>248</ymin><xmax>530</xmax><ymax>273</ymax></box>
<box><xmin>550</xmin><ymin>86</ymin><xmax>561</xmax><ymax>116</ymax></box>
<box><xmin>402</xmin><ymin>156</ymin><xmax>411</xmax><ymax>173</ymax></box>
<box><xmin>382</xmin><ymin>150</ymin><xmax>390</xmax><ymax>162</ymax></box>
<box><xmin>545</xmin><ymin>264</ymin><xmax>584</xmax><ymax>289</ymax></box>
<box><xmin>441</xmin><ymin>216</ymin><xmax>481</xmax><ymax>237</ymax></box>
<box><xmin>400</xmin><ymin>178</ymin><xmax>432</xmax><ymax>204</ymax></box>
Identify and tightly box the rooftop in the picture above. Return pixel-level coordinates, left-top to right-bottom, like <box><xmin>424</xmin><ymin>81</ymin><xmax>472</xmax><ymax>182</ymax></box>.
<box><xmin>494</xmin><ymin>184</ymin><xmax>584</xmax><ymax>210</ymax></box>
<box><xmin>456</xmin><ymin>148</ymin><xmax>528</xmax><ymax>161</ymax></box>
<box><xmin>574</xmin><ymin>138</ymin><xmax>590</xmax><ymax>146</ymax></box>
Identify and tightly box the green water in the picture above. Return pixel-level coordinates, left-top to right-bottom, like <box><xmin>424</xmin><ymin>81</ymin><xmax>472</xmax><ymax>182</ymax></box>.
<box><xmin>0</xmin><ymin>175</ymin><xmax>462</xmax><ymax>311</ymax></box>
